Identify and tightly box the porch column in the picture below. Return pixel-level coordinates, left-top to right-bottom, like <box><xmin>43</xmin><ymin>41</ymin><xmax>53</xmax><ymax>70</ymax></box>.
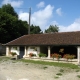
<box><xmin>24</xmin><ymin>46</ymin><xmax>27</xmax><ymax>57</ymax></box>
<box><xmin>6</xmin><ymin>46</ymin><xmax>10</xmax><ymax>56</ymax></box>
<box><xmin>48</xmin><ymin>46</ymin><xmax>51</xmax><ymax>58</ymax></box>
<box><xmin>17</xmin><ymin>46</ymin><xmax>20</xmax><ymax>55</ymax></box>
<box><xmin>77</xmin><ymin>46</ymin><xmax>80</xmax><ymax>65</ymax></box>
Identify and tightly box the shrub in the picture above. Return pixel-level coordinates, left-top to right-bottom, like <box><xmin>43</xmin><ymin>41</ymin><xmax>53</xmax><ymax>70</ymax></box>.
<box><xmin>59</xmin><ymin>69</ymin><xmax>64</xmax><ymax>72</ymax></box>
<box><xmin>11</xmin><ymin>52</ymin><xmax>16</xmax><ymax>56</ymax></box>
<box><xmin>52</xmin><ymin>53</ymin><xmax>62</xmax><ymax>61</ymax></box>
<box><xmin>29</xmin><ymin>53</ymin><xmax>36</xmax><ymax>57</ymax></box>
<box><xmin>63</xmin><ymin>54</ymin><xmax>75</xmax><ymax>61</ymax></box>
<box><xmin>38</xmin><ymin>53</ymin><xmax>46</xmax><ymax>57</ymax></box>
<box><xmin>56</xmin><ymin>73</ymin><xmax>62</xmax><ymax>76</ymax></box>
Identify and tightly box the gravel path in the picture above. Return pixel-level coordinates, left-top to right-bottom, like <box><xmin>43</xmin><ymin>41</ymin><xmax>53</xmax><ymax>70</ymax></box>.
<box><xmin>0</xmin><ymin>59</ymin><xmax>80</xmax><ymax>80</ymax></box>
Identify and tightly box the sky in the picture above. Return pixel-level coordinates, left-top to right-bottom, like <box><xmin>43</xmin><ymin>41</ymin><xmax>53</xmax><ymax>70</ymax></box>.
<box><xmin>0</xmin><ymin>0</ymin><xmax>80</xmax><ymax>32</ymax></box>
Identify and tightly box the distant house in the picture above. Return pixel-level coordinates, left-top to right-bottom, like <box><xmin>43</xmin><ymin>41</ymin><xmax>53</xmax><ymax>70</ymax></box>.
<box><xmin>5</xmin><ymin>31</ymin><xmax>80</xmax><ymax>64</ymax></box>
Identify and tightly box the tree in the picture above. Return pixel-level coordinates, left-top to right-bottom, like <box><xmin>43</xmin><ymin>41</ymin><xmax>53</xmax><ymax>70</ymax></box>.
<box><xmin>0</xmin><ymin>9</ymin><xmax>28</xmax><ymax>43</ymax></box>
<box><xmin>1</xmin><ymin>4</ymin><xmax>18</xmax><ymax>18</ymax></box>
<box><xmin>45</xmin><ymin>25</ymin><xmax>59</xmax><ymax>33</ymax></box>
<box><xmin>0</xmin><ymin>4</ymin><xmax>43</xmax><ymax>43</ymax></box>
<box><xmin>30</xmin><ymin>24</ymin><xmax>42</xmax><ymax>34</ymax></box>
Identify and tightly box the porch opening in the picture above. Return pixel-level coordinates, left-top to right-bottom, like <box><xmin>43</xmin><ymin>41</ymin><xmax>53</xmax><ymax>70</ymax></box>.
<box><xmin>51</xmin><ymin>46</ymin><xmax>77</xmax><ymax>58</ymax></box>
<box><xmin>40</xmin><ymin>46</ymin><xmax>48</xmax><ymax>57</ymax></box>
<box><xmin>20</xmin><ymin>47</ymin><xmax>24</xmax><ymax>58</ymax></box>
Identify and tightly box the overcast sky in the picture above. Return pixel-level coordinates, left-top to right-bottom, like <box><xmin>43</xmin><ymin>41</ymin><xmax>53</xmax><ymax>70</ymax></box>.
<box><xmin>0</xmin><ymin>0</ymin><xmax>80</xmax><ymax>32</ymax></box>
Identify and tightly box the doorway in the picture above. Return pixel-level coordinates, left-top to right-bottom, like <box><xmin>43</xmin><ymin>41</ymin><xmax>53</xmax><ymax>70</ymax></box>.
<box><xmin>20</xmin><ymin>47</ymin><xmax>24</xmax><ymax>58</ymax></box>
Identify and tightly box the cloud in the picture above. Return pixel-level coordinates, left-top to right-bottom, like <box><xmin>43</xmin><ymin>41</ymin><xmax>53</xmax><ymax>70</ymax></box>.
<box><xmin>19</xmin><ymin>11</ymin><xmax>29</xmax><ymax>21</ymax></box>
<box><xmin>19</xmin><ymin>4</ymin><xmax>54</xmax><ymax>31</ymax></box>
<box><xmin>36</xmin><ymin>1</ymin><xmax>45</xmax><ymax>8</ymax></box>
<box><xmin>59</xmin><ymin>18</ymin><xmax>80</xmax><ymax>32</ymax></box>
<box><xmin>56</xmin><ymin>8</ymin><xmax>62</xmax><ymax>16</ymax></box>
<box><xmin>50</xmin><ymin>21</ymin><xmax>59</xmax><ymax>25</ymax></box>
<box><xmin>1</xmin><ymin>0</ymin><xmax>23</xmax><ymax>8</ymax></box>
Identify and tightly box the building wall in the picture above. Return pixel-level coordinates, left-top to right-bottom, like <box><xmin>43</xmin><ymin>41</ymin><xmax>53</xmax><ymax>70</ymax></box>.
<box><xmin>26</xmin><ymin>46</ymin><xmax>40</xmax><ymax>56</ymax></box>
<box><xmin>10</xmin><ymin>46</ymin><xmax>19</xmax><ymax>55</ymax></box>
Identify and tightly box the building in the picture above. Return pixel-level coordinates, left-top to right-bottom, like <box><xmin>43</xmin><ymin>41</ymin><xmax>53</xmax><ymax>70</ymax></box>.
<box><xmin>5</xmin><ymin>31</ymin><xmax>80</xmax><ymax>64</ymax></box>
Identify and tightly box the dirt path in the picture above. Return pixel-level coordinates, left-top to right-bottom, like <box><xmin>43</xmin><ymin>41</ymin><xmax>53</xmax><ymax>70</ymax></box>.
<box><xmin>0</xmin><ymin>59</ymin><xmax>80</xmax><ymax>80</ymax></box>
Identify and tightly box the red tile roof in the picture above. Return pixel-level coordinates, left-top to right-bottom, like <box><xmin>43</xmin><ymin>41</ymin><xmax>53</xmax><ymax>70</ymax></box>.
<box><xmin>5</xmin><ymin>31</ymin><xmax>80</xmax><ymax>46</ymax></box>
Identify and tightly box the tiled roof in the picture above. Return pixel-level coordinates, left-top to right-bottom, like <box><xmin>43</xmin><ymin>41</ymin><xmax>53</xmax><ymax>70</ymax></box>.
<box><xmin>5</xmin><ymin>31</ymin><xmax>80</xmax><ymax>46</ymax></box>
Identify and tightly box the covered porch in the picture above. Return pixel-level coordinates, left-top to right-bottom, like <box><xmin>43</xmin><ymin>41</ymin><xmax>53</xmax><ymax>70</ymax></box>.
<box><xmin>6</xmin><ymin>45</ymin><xmax>80</xmax><ymax>65</ymax></box>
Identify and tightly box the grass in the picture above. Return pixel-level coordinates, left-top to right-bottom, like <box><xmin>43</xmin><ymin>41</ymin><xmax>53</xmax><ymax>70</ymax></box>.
<box><xmin>59</xmin><ymin>69</ymin><xmax>64</xmax><ymax>72</ymax></box>
<box><xmin>54</xmin><ymin>76</ymin><xmax>59</xmax><ymax>79</ymax></box>
<box><xmin>0</xmin><ymin>56</ymin><xmax>10</xmax><ymax>61</ymax></box>
<box><xmin>43</xmin><ymin>66</ymin><xmax>48</xmax><ymax>70</ymax></box>
<box><xmin>76</xmin><ymin>69</ymin><xmax>80</xmax><ymax>72</ymax></box>
<box><xmin>56</xmin><ymin>73</ymin><xmax>62</xmax><ymax>76</ymax></box>
<box><xmin>0</xmin><ymin>57</ymin><xmax>79</xmax><ymax>69</ymax></box>
<box><xmin>77</xmin><ymin>75</ymin><xmax>80</xmax><ymax>78</ymax></box>
<box><xmin>18</xmin><ymin>59</ymin><xmax>79</xmax><ymax>69</ymax></box>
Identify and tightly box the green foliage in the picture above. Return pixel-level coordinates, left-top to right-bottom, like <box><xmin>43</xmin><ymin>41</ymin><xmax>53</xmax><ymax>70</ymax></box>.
<box><xmin>0</xmin><ymin>56</ymin><xmax>10</xmax><ymax>61</ymax></box>
<box><xmin>56</xmin><ymin>73</ymin><xmax>62</xmax><ymax>76</ymax></box>
<box><xmin>77</xmin><ymin>75</ymin><xmax>80</xmax><ymax>78</ymax></box>
<box><xmin>0</xmin><ymin>4</ymin><xmax>28</xmax><ymax>43</ymax></box>
<box><xmin>1</xmin><ymin>4</ymin><xmax>18</xmax><ymax>17</ymax></box>
<box><xmin>59</xmin><ymin>69</ymin><xmax>64</xmax><ymax>72</ymax></box>
<box><xmin>76</xmin><ymin>69</ymin><xmax>80</xmax><ymax>72</ymax></box>
<box><xmin>11</xmin><ymin>52</ymin><xmax>16</xmax><ymax>56</ymax></box>
<box><xmin>54</xmin><ymin>76</ymin><xmax>59</xmax><ymax>79</ymax></box>
<box><xmin>30</xmin><ymin>24</ymin><xmax>42</xmax><ymax>34</ymax></box>
<box><xmin>43</xmin><ymin>66</ymin><xmax>48</xmax><ymax>70</ymax></box>
<box><xmin>45</xmin><ymin>25</ymin><xmax>59</xmax><ymax>33</ymax></box>
<box><xmin>38</xmin><ymin>53</ymin><xmax>47</xmax><ymax>57</ymax></box>
<box><xmin>0</xmin><ymin>4</ymin><xmax>42</xmax><ymax>43</ymax></box>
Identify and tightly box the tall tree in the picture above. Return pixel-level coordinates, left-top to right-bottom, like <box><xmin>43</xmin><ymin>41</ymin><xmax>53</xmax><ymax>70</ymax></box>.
<box><xmin>30</xmin><ymin>24</ymin><xmax>42</xmax><ymax>34</ymax></box>
<box><xmin>45</xmin><ymin>25</ymin><xmax>59</xmax><ymax>33</ymax></box>
<box><xmin>0</xmin><ymin>9</ymin><xmax>28</xmax><ymax>43</ymax></box>
<box><xmin>0</xmin><ymin>4</ymin><xmax>43</xmax><ymax>43</ymax></box>
<box><xmin>1</xmin><ymin>4</ymin><xmax>18</xmax><ymax>18</ymax></box>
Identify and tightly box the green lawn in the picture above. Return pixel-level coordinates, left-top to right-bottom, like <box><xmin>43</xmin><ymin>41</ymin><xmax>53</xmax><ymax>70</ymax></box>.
<box><xmin>0</xmin><ymin>56</ymin><xmax>79</xmax><ymax>69</ymax></box>
<box><xmin>19</xmin><ymin>59</ymin><xmax>79</xmax><ymax>69</ymax></box>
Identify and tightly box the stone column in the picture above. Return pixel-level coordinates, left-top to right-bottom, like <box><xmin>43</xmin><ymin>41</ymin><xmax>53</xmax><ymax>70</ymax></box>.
<box><xmin>48</xmin><ymin>46</ymin><xmax>50</xmax><ymax>58</ymax></box>
<box><xmin>24</xmin><ymin>46</ymin><xmax>27</xmax><ymax>57</ymax></box>
<box><xmin>6</xmin><ymin>46</ymin><xmax>10</xmax><ymax>56</ymax></box>
<box><xmin>17</xmin><ymin>46</ymin><xmax>20</xmax><ymax>55</ymax></box>
<box><xmin>77</xmin><ymin>46</ymin><xmax>80</xmax><ymax>65</ymax></box>
<box><xmin>37</xmin><ymin>47</ymin><xmax>40</xmax><ymax>57</ymax></box>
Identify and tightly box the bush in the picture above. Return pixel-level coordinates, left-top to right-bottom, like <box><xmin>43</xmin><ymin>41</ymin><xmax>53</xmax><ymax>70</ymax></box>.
<box><xmin>38</xmin><ymin>53</ymin><xmax>46</xmax><ymax>57</ymax></box>
<box><xmin>63</xmin><ymin>54</ymin><xmax>75</xmax><ymax>61</ymax></box>
<box><xmin>11</xmin><ymin>52</ymin><xmax>16</xmax><ymax>56</ymax></box>
<box><xmin>29</xmin><ymin>53</ymin><xmax>36</xmax><ymax>57</ymax></box>
<box><xmin>52</xmin><ymin>53</ymin><xmax>62</xmax><ymax>60</ymax></box>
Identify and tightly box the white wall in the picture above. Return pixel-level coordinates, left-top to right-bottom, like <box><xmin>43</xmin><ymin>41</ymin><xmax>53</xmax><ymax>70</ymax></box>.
<box><xmin>10</xmin><ymin>47</ymin><xmax>19</xmax><ymax>55</ymax></box>
<box><xmin>27</xmin><ymin>46</ymin><xmax>40</xmax><ymax>56</ymax></box>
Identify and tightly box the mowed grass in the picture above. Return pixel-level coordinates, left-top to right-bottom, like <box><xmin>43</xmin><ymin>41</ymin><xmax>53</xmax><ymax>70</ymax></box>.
<box><xmin>19</xmin><ymin>59</ymin><xmax>79</xmax><ymax>69</ymax></box>
<box><xmin>0</xmin><ymin>56</ymin><xmax>10</xmax><ymax>61</ymax></box>
<box><xmin>0</xmin><ymin>56</ymin><xmax>79</xmax><ymax>69</ymax></box>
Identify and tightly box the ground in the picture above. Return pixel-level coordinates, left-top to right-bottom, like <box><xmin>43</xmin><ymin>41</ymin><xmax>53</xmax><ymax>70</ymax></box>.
<box><xmin>0</xmin><ymin>57</ymin><xmax>80</xmax><ymax>80</ymax></box>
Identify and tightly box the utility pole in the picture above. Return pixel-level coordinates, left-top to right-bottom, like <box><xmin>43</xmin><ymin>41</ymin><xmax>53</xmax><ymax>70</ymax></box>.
<box><xmin>28</xmin><ymin>7</ymin><xmax>31</xmax><ymax>34</ymax></box>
